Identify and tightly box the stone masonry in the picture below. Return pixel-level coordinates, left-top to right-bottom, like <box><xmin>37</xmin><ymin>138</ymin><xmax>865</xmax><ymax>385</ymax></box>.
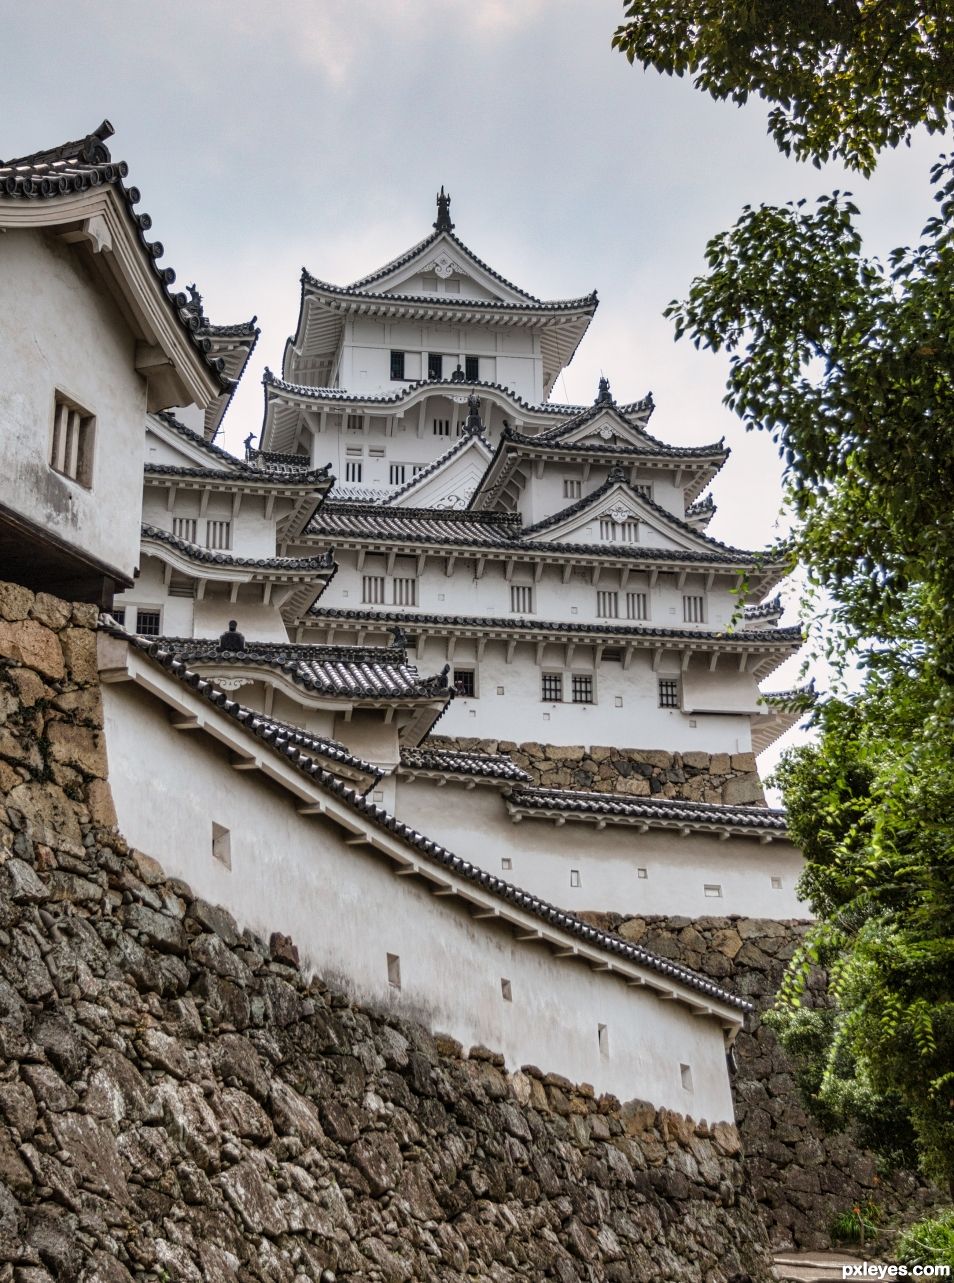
<box><xmin>0</xmin><ymin>580</ymin><xmax>775</xmax><ymax>1283</ymax></box>
<box><xmin>426</xmin><ymin>737</ymin><xmax>766</xmax><ymax>806</ymax></box>
<box><xmin>578</xmin><ymin>912</ymin><xmax>941</xmax><ymax>1252</ymax></box>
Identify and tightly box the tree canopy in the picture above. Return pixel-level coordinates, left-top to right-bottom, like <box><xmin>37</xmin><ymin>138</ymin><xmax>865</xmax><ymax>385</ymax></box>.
<box><xmin>613</xmin><ymin>1</ymin><xmax>954</xmax><ymax>173</ymax></box>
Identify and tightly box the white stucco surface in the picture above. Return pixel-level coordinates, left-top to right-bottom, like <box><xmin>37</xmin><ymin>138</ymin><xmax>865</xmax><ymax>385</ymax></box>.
<box><xmin>0</xmin><ymin>230</ymin><xmax>147</xmax><ymax>579</ymax></box>
<box><xmin>102</xmin><ymin>678</ymin><xmax>737</xmax><ymax>1120</ymax></box>
<box><xmin>395</xmin><ymin>779</ymin><xmax>808</xmax><ymax>920</ymax></box>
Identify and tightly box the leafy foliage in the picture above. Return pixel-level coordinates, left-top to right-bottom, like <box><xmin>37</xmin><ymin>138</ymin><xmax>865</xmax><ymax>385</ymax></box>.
<box><xmin>612</xmin><ymin>1</ymin><xmax>954</xmax><ymax>173</ymax></box>
<box><xmin>896</xmin><ymin>1208</ymin><xmax>954</xmax><ymax>1268</ymax></box>
<box><xmin>666</xmin><ymin>156</ymin><xmax>954</xmax><ymax>1191</ymax></box>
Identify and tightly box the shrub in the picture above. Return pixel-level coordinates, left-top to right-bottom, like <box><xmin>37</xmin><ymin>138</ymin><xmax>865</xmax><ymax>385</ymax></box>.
<box><xmin>896</xmin><ymin>1209</ymin><xmax>954</xmax><ymax>1270</ymax></box>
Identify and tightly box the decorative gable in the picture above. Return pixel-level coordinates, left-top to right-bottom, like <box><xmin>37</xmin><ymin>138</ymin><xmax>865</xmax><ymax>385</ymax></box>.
<box><xmin>550</xmin><ymin>407</ymin><xmax>655</xmax><ymax>449</ymax></box>
<box><xmin>388</xmin><ymin>435</ymin><xmax>492</xmax><ymax>511</ymax></box>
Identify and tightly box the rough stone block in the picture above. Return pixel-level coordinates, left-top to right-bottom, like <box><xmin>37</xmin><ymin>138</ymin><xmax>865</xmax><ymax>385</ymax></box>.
<box><xmin>29</xmin><ymin>593</ymin><xmax>72</xmax><ymax>631</ymax></box>
<box><xmin>0</xmin><ymin>582</ymin><xmax>34</xmax><ymax>622</ymax></box>
<box><xmin>0</xmin><ymin>619</ymin><xmax>65</xmax><ymax>680</ymax></box>
<box><xmin>730</xmin><ymin>752</ymin><xmax>758</xmax><ymax>773</ymax></box>
<box><xmin>59</xmin><ymin>626</ymin><xmax>99</xmax><ymax>685</ymax></box>
<box><xmin>722</xmin><ymin>774</ymin><xmax>765</xmax><ymax>805</ymax></box>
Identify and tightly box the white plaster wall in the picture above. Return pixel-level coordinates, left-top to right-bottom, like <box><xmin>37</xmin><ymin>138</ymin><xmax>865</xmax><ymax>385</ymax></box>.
<box><xmin>102</xmin><ymin>680</ymin><xmax>735</xmax><ymax>1119</ymax></box>
<box><xmin>0</xmin><ymin>230</ymin><xmax>146</xmax><ymax>579</ymax></box>
<box><xmin>395</xmin><ymin>780</ymin><xmax>808</xmax><ymax>920</ymax></box>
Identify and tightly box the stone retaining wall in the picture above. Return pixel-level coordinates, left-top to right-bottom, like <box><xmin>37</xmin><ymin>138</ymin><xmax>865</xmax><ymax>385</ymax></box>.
<box><xmin>0</xmin><ymin>580</ymin><xmax>775</xmax><ymax>1283</ymax></box>
<box><xmin>579</xmin><ymin>912</ymin><xmax>940</xmax><ymax>1251</ymax></box>
<box><xmin>427</xmin><ymin>736</ymin><xmax>766</xmax><ymax>805</ymax></box>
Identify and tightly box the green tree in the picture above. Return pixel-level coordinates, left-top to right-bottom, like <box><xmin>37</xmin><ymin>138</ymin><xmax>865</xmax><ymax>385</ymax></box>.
<box><xmin>613</xmin><ymin>1</ymin><xmax>954</xmax><ymax>173</ymax></box>
<box><xmin>663</xmin><ymin>149</ymin><xmax>954</xmax><ymax>1192</ymax></box>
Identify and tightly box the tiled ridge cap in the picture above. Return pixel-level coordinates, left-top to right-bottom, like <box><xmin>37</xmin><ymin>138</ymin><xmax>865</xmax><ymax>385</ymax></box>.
<box><xmin>309</xmin><ymin>606</ymin><xmax>805</xmax><ymax>645</ymax></box>
<box><xmin>141</xmin><ymin>523</ymin><xmax>334</xmax><ymax>571</ymax></box>
<box><xmin>498</xmin><ymin>432</ymin><xmax>722</xmax><ymax>461</ymax></box>
<box><xmin>115</xmin><ymin>630</ymin><xmax>751</xmax><ymax>1013</ymax></box>
<box><xmin>152</xmin><ymin>634</ymin><xmax>412</xmax><ymax>664</ymax></box>
<box><xmin>743</xmin><ymin>595</ymin><xmax>784</xmax><ymax>620</ymax></box>
<box><xmin>507</xmin><ymin>786</ymin><xmax>787</xmax><ymax>831</ymax></box>
<box><xmin>399</xmin><ymin>745</ymin><xmax>533</xmax><ymax>783</ymax></box>
<box><xmin>0</xmin><ymin>123</ymin><xmax>228</xmax><ymax>388</ymax></box>
<box><xmin>153</xmin><ymin>411</ymin><xmax>261</xmax><ymax>471</ymax></box>
<box><xmin>316</xmin><ymin>502</ymin><xmax>523</xmax><ymax>527</ymax></box>
<box><xmin>144</xmin><ymin>462</ymin><xmax>331</xmax><ymax>485</ymax></box>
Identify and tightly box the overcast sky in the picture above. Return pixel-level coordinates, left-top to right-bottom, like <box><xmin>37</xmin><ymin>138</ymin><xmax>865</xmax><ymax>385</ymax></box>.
<box><xmin>3</xmin><ymin>0</ymin><xmax>942</xmax><ymax>780</ymax></box>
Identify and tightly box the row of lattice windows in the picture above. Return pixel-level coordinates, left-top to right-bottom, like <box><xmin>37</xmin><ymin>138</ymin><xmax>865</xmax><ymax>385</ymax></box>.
<box><xmin>361</xmin><ymin>575</ymin><xmax>417</xmax><ymax>607</ymax></box>
<box><xmin>389</xmin><ymin>351</ymin><xmax>481</xmax><ymax>382</ymax></box>
<box><xmin>170</xmin><ymin>517</ymin><xmax>231</xmax><ymax>550</ymax></box>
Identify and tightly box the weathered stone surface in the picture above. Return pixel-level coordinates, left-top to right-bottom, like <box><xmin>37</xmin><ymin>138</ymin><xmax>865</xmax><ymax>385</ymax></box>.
<box><xmin>428</xmin><ymin>735</ymin><xmax>767</xmax><ymax>805</ymax></box>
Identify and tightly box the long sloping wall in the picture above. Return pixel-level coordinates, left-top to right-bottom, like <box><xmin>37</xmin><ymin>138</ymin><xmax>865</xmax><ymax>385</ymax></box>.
<box><xmin>0</xmin><ymin>581</ymin><xmax>775</xmax><ymax>1283</ymax></box>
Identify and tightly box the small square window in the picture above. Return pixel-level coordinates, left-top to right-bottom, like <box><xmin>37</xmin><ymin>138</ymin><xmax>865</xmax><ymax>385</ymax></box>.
<box><xmin>427</xmin><ymin>353</ymin><xmax>443</xmax><ymax>380</ymax></box>
<box><xmin>433</xmin><ymin>418</ymin><xmax>450</xmax><ymax>436</ymax></box>
<box><xmin>389</xmin><ymin>464</ymin><xmax>406</xmax><ymax>486</ymax></box>
<box><xmin>563</xmin><ymin>479</ymin><xmax>582</xmax><ymax>499</ymax></box>
<box><xmin>347</xmin><ymin>413</ymin><xmax>364</xmax><ymax>431</ymax></box>
<box><xmin>704</xmin><ymin>884</ymin><xmax>723</xmax><ymax>898</ymax></box>
<box><xmin>362</xmin><ymin>575</ymin><xmax>385</xmax><ymax>605</ymax></box>
<box><xmin>501</xmin><ymin>978</ymin><xmax>512</xmax><ymax>1002</ymax></box>
<box><xmin>501</xmin><ymin>857</ymin><xmax>512</xmax><ymax>871</ymax></box>
<box><xmin>614</xmin><ymin>696</ymin><xmax>623</xmax><ymax>708</ymax></box>
<box><xmin>510</xmin><ymin>584</ymin><xmax>534</xmax><ymax>614</ymax></box>
<box><xmin>387</xmin><ymin>953</ymin><xmax>401</xmax><ymax>989</ymax></box>
<box><xmin>390</xmin><ymin>351</ymin><xmax>405</xmax><ymax>380</ymax></box>
<box><xmin>683</xmin><ymin>594</ymin><xmax>706</xmax><ymax>623</ymax></box>
<box><xmin>465</xmin><ymin>355</ymin><xmax>479</xmax><ymax>381</ymax></box>
<box><xmin>542</xmin><ymin>673</ymin><xmax>563</xmax><ymax>702</ymax></box>
<box><xmin>392</xmin><ymin>577</ymin><xmax>417</xmax><ymax>607</ymax></box>
<box><xmin>453</xmin><ymin>669</ymin><xmax>476</xmax><ymax>697</ymax></box>
<box><xmin>50</xmin><ymin>392</ymin><xmax>95</xmax><ymax>487</ymax></box>
<box><xmin>637</xmin><ymin>867</ymin><xmax>648</xmax><ymax>879</ymax></box>
<box><xmin>205</xmin><ymin>519</ymin><xmax>231</xmax><ymax>550</ymax></box>
<box><xmin>771</xmin><ymin>876</ymin><xmax>783</xmax><ymax>890</ymax></box>
<box><xmin>212</xmin><ymin>822</ymin><xmax>231</xmax><ymax>869</ymax></box>
<box><xmin>172</xmin><ymin>516</ymin><xmax>197</xmax><ymax>543</ymax></box>
<box><xmin>345</xmin><ymin>461</ymin><xmax>363</xmax><ymax>483</ymax></box>
<box><xmin>598</xmin><ymin>1024</ymin><xmax>609</xmax><ymax>1058</ymax></box>
<box><xmin>570</xmin><ymin>869</ymin><xmax>581</xmax><ymax>888</ymax></box>
<box><xmin>496</xmin><ymin>685</ymin><xmax>505</xmax><ymax>696</ymax></box>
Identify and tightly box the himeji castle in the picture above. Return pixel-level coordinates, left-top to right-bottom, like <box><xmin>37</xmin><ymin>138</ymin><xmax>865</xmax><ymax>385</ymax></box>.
<box><xmin>105</xmin><ymin>187</ymin><xmax>806</xmax><ymax>918</ymax></box>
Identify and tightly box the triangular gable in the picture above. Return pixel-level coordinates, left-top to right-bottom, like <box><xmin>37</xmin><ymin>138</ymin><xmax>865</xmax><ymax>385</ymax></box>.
<box><xmin>144</xmin><ymin>414</ymin><xmax>245</xmax><ymax>475</ymax></box>
<box><xmin>351</xmin><ymin>231</ymin><xmax>538</xmax><ymax>306</ymax></box>
<box><xmin>387</xmin><ymin>434</ymin><xmax>492</xmax><ymax>511</ymax></box>
<box><xmin>541</xmin><ymin>404</ymin><xmax>657</xmax><ymax>449</ymax></box>
<box><xmin>524</xmin><ymin>481</ymin><xmax>733</xmax><ymax>555</ymax></box>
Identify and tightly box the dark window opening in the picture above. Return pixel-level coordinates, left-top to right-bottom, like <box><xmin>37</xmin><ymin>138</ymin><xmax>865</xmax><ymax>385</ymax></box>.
<box><xmin>390</xmin><ymin>351</ymin><xmax>405</xmax><ymax>380</ymax></box>
<box><xmin>542</xmin><ymin>673</ymin><xmax>563</xmax><ymax>702</ymax></box>
<box><xmin>571</xmin><ymin>674</ymin><xmax>594</xmax><ymax>704</ymax></box>
<box><xmin>427</xmin><ymin>353</ymin><xmax>443</xmax><ymax>380</ymax></box>
<box><xmin>454</xmin><ymin>669</ymin><xmax>476</xmax><ymax>697</ymax></box>
<box><xmin>465</xmin><ymin>355</ymin><xmax>479</xmax><ymax>381</ymax></box>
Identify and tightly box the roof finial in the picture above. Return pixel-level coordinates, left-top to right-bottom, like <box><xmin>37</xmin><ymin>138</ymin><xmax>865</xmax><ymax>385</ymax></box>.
<box><xmin>462</xmin><ymin>390</ymin><xmax>483</xmax><ymax>435</ymax></box>
<box><xmin>434</xmin><ymin>186</ymin><xmax>454</xmax><ymax>233</ymax></box>
<box><xmin>596</xmin><ymin>374</ymin><xmax>614</xmax><ymax>405</ymax></box>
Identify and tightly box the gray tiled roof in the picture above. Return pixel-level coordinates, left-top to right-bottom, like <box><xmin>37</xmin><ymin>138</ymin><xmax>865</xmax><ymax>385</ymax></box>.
<box><xmin>120</xmin><ymin>632</ymin><xmax>751</xmax><ymax>1012</ymax></box>
<box><xmin>153</xmin><ymin>637</ymin><xmax>453</xmax><ymax>701</ymax></box>
<box><xmin>152</xmin><ymin>413</ymin><xmax>331</xmax><ymax>483</ymax></box>
<box><xmin>231</xmin><ymin>708</ymin><xmax>380</xmax><ymax>784</ymax></box>
<box><xmin>506</xmin><ymin>786</ymin><xmax>787</xmax><ymax>834</ymax></box>
<box><xmin>744</xmin><ymin>595</ymin><xmax>784</xmax><ymax>621</ymax></box>
<box><xmin>399</xmin><ymin>746</ymin><xmax>532</xmax><ymax>783</ymax></box>
<box><xmin>310</xmin><ymin>606</ymin><xmax>804</xmax><ymax>647</ymax></box>
<box><xmin>303</xmin><ymin>269</ymin><xmax>598</xmax><ymax>315</ymax></box>
<box><xmin>308</xmin><ymin>504</ymin><xmax>520</xmax><ymax>545</ymax></box>
<box><xmin>141</xmin><ymin>524</ymin><xmax>334</xmax><ymax>573</ymax></box>
<box><xmin>0</xmin><ymin>123</ymin><xmax>227</xmax><ymax>387</ymax></box>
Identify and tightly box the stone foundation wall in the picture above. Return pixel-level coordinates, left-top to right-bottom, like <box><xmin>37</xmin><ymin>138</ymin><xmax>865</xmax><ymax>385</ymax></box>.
<box><xmin>579</xmin><ymin>911</ymin><xmax>940</xmax><ymax>1251</ymax></box>
<box><xmin>0</xmin><ymin>581</ymin><xmax>775</xmax><ymax>1283</ymax></box>
<box><xmin>427</xmin><ymin>736</ymin><xmax>766</xmax><ymax>805</ymax></box>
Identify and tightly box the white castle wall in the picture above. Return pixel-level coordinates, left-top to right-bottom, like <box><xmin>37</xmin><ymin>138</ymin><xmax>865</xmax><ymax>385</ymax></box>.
<box><xmin>0</xmin><ymin>229</ymin><xmax>147</xmax><ymax>582</ymax></box>
<box><xmin>101</xmin><ymin>678</ymin><xmax>737</xmax><ymax>1120</ymax></box>
<box><xmin>394</xmin><ymin>779</ymin><xmax>807</xmax><ymax>920</ymax></box>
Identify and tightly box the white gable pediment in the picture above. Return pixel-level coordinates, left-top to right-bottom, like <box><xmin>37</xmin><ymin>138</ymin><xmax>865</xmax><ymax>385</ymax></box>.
<box><xmin>389</xmin><ymin>436</ymin><xmax>492</xmax><ymax>511</ymax></box>
<box><xmin>555</xmin><ymin>409</ymin><xmax>655</xmax><ymax>450</ymax></box>
<box><xmin>371</xmin><ymin>233</ymin><xmax>525</xmax><ymax>306</ymax></box>
<box><xmin>144</xmin><ymin>417</ymin><xmax>243</xmax><ymax>474</ymax></box>
<box><xmin>529</xmin><ymin>483</ymin><xmax>698</xmax><ymax>553</ymax></box>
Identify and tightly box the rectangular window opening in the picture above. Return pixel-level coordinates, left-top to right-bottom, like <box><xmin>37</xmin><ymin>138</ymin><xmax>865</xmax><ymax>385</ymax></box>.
<box><xmin>135</xmin><ymin>608</ymin><xmax>161</xmax><ymax>637</ymax></box>
<box><xmin>206</xmin><ymin>520</ymin><xmax>231</xmax><ymax>551</ymax></box>
<box><xmin>571</xmin><ymin>674</ymin><xmax>594</xmax><ymax>704</ymax></box>
<box><xmin>433</xmin><ymin>418</ymin><xmax>450</xmax><ymax>437</ymax></box>
<box><xmin>465</xmin><ymin>355</ymin><xmax>479</xmax><ymax>381</ymax></box>
<box><xmin>346</xmin><ymin>413</ymin><xmax>364</xmax><ymax>431</ymax></box>
<box><xmin>50</xmin><ymin>392</ymin><xmax>95</xmax><ymax>487</ymax></box>
<box><xmin>658</xmin><ymin>677</ymin><xmax>679</xmax><ymax>709</ymax></box>
<box><xmin>362</xmin><ymin>575</ymin><xmax>385</xmax><ymax>605</ymax></box>
<box><xmin>680</xmin><ymin>1063</ymin><xmax>693</xmax><ymax>1092</ymax></box>
<box><xmin>389</xmin><ymin>351</ymin><xmax>405</xmax><ymax>381</ymax></box>
<box><xmin>626</xmin><ymin>591</ymin><xmax>649</xmax><ymax>621</ymax></box>
<box><xmin>570</xmin><ymin>869</ymin><xmax>581</xmax><ymax>888</ymax></box>
<box><xmin>111</xmin><ymin>607</ymin><xmax>126</xmax><ymax>628</ymax></box>
<box><xmin>389</xmin><ymin>463</ymin><xmax>406</xmax><ymax>486</ymax></box>
<box><xmin>212</xmin><ymin>822</ymin><xmax>231</xmax><ymax>869</ymax></box>
<box><xmin>563</xmin><ymin>479</ymin><xmax>582</xmax><ymax>500</ymax></box>
<box><xmin>501</xmin><ymin>857</ymin><xmax>512</xmax><ymax>871</ymax></box>
<box><xmin>771</xmin><ymin>876</ymin><xmax>783</xmax><ymax>890</ymax></box>
<box><xmin>453</xmin><ymin>669</ymin><xmax>476</xmax><ymax>697</ymax></box>
<box><xmin>345</xmin><ymin>461</ymin><xmax>363</xmax><ymax>483</ymax></box>
<box><xmin>542</xmin><ymin>672</ymin><xmax>563</xmax><ymax>702</ymax></box>
<box><xmin>392</xmin><ymin>577</ymin><xmax>417</xmax><ymax>607</ymax></box>
<box><xmin>704</xmin><ymin>884</ymin><xmax>723</xmax><ymax>898</ymax></box>
<box><xmin>387</xmin><ymin>953</ymin><xmax>401</xmax><ymax>989</ymax></box>
<box><xmin>427</xmin><ymin>353</ymin><xmax>443</xmax><ymax>380</ymax></box>
<box><xmin>683</xmin><ymin>594</ymin><xmax>706</xmax><ymax>624</ymax></box>
<box><xmin>596</xmin><ymin>590</ymin><xmax>619</xmax><ymax>619</ymax></box>
<box><xmin>598</xmin><ymin>1023</ymin><xmax>609</xmax><ymax>1058</ymax></box>
<box><xmin>501</xmin><ymin>978</ymin><xmax>512</xmax><ymax>1002</ymax></box>
<box><xmin>510</xmin><ymin>584</ymin><xmax>534</xmax><ymax>614</ymax></box>
<box><xmin>172</xmin><ymin>517</ymin><xmax>197</xmax><ymax>543</ymax></box>
<box><xmin>637</xmin><ymin>867</ymin><xmax>648</xmax><ymax>879</ymax></box>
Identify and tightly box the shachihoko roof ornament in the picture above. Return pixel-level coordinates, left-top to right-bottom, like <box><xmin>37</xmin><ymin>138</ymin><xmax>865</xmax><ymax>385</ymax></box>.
<box><xmin>434</xmin><ymin>185</ymin><xmax>454</xmax><ymax>233</ymax></box>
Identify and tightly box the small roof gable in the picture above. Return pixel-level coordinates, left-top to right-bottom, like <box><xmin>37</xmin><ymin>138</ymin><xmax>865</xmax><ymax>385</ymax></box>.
<box><xmin>522</xmin><ymin>470</ymin><xmax>756</xmax><ymax>558</ymax></box>
<box><xmin>385</xmin><ymin>428</ymin><xmax>492</xmax><ymax>511</ymax></box>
